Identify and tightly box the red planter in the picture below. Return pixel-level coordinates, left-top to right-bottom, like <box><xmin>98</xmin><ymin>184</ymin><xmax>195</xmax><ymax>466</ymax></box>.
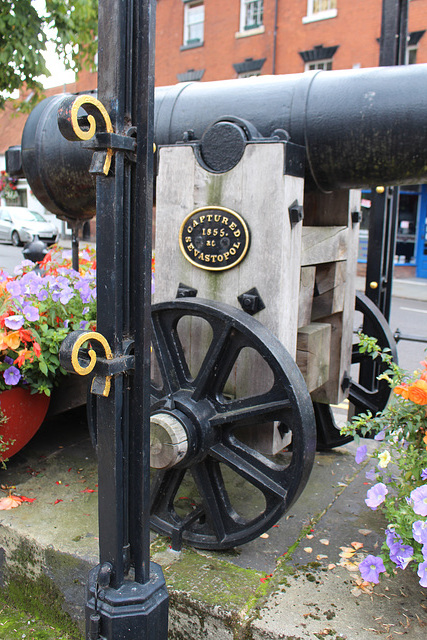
<box><xmin>0</xmin><ymin>388</ymin><xmax>50</xmax><ymax>459</ymax></box>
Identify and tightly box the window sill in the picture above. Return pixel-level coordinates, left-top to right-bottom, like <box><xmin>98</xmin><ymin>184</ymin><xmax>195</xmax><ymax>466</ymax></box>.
<box><xmin>235</xmin><ymin>25</ymin><xmax>265</xmax><ymax>39</ymax></box>
<box><xmin>180</xmin><ymin>41</ymin><xmax>204</xmax><ymax>51</ymax></box>
<box><xmin>302</xmin><ymin>9</ymin><xmax>337</xmax><ymax>24</ymax></box>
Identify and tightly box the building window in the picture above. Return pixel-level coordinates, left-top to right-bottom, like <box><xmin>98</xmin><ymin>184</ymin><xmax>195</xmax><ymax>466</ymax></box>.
<box><xmin>299</xmin><ymin>44</ymin><xmax>338</xmax><ymax>71</ymax></box>
<box><xmin>240</xmin><ymin>0</ymin><xmax>264</xmax><ymax>32</ymax></box>
<box><xmin>183</xmin><ymin>1</ymin><xmax>204</xmax><ymax>48</ymax></box>
<box><xmin>306</xmin><ymin>59</ymin><xmax>332</xmax><ymax>71</ymax></box>
<box><xmin>303</xmin><ymin>0</ymin><xmax>337</xmax><ymax>24</ymax></box>
<box><xmin>407</xmin><ymin>30</ymin><xmax>425</xmax><ymax>64</ymax></box>
<box><xmin>233</xmin><ymin>57</ymin><xmax>266</xmax><ymax>78</ymax></box>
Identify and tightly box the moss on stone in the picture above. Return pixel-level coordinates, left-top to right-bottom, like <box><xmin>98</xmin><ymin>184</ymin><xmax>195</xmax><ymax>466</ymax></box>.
<box><xmin>163</xmin><ymin>547</ymin><xmax>264</xmax><ymax>610</ymax></box>
<box><xmin>0</xmin><ymin>544</ymin><xmax>83</xmax><ymax>640</ymax></box>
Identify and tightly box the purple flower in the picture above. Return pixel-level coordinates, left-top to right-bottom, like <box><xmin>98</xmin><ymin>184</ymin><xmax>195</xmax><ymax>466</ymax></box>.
<box><xmin>365</xmin><ymin>468</ymin><xmax>377</xmax><ymax>481</ymax></box>
<box><xmin>365</xmin><ymin>482</ymin><xmax>388</xmax><ymax>510</ymax></box>
<box><xmin>385</xmin><ymin>527</ymin><xmax>401</xmax><ymax>548</ymax></box>
<box><xmin>389</xmin><ymin>542</ymin><xmax>413</xmax><ymax>569</ymax></box>
<box><xmin>417</xmin><ymin>561</ymin><xmax>427</xmax><ymax>587</ymax></box>
<box><xmin>421</xmin><ymin>468</ymin><xmax>427</xmax><ymax>481</ymax></box>
<box><xmin>410</xmin><ymin>486</ymin><xmax>427</xmax><ymax>517</ymax></box>
<box><xmin>79</xmin><ymin>321</ymin><xmax>88</xmax><ymax>330</ymax></box>
<box><xmin>23</xmin><ymin>304</ymin><xmax>39</xmax><ymax>322</ymax></box>
<box><xmin>374</xmin><ymin>430</ymin><xmax>386</xmax><ymax>441</ymax></box>
<box><xmin>0</xmin><ymin>270</ymin><xmax>8</xmax><ymax>282</ymax></box>
<box><xmin>359</xmin><ymin>555</ymin><xmax>386</xmax><ymax>584</ymax></box>
<box><xmin>59</xmin><ymin>287</ymin><xmax>75</xmax><ymax>304</ymax></box>
<box><xmin>37</xmin><ymin>288</ymin><xmax>48</xmax><ymax>302</ymax></box>
<box><xmin>356</xmin><ymin>444</ymin><xmax>368</xmax><ymax>464</ymax></box>
<box><xmin>6</xmin><ymin>281</ymin><xmax>23</xmax><ymax>297</ymax></box>
<box><xmin>4</xmin><ymin>314</ymin><xmax>24</xmax><ymax>330</ymax></box>
<box><xmin>413</xmin><ymin>520</ymin><xmax>427</xmax><ymax>545</ymax></box>
<box><xmin>3</xmin><ymin>366</ymin><xmax>21</xmax><ymax>386</ymax></box>
<box><xmin>51</xmin><ymin>287</ymin><xmax>61</xmax><ymax>302</ymax></box>
<box><xmin>423</xmin><ymin>545</ymin><xmax>427</xmax><ymax>562</ymax></box>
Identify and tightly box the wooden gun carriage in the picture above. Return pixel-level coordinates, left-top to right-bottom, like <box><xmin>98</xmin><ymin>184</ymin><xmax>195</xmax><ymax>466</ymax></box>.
<box><xmin>9</xmin><ymin>63</ymin><xmax>427</xmax><ymax>550</ymax></box>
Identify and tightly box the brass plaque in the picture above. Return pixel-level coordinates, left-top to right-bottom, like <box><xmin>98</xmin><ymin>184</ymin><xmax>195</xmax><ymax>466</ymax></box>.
<box><xmin>179</xmin><ymin>206</ymin><xmax>250</xmax><ymax>271</ymax></box>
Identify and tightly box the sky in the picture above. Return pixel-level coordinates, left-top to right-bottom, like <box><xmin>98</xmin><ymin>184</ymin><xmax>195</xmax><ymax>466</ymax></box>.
<box><xmin>32</xmin><ymin>0</ymin><xmax>76</xmax><ymax>89</ymax></box>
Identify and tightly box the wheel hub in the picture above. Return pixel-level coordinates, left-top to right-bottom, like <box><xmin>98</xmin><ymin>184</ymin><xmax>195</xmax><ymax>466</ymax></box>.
<box><xmin>150</xmin><ymin>412</ymin><xmax>188</xmax><ymax>469</ymax></box>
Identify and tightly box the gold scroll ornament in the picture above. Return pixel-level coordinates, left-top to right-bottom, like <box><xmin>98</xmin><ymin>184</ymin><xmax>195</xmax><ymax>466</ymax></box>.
<box><xmin>70</xmin><ymin>331</ymin><xmax>113</xmax><ymax>397</ymax></box>
<box><xmin>69</xmin><ymin>95</ymin><xmax>114</xmax><ymax>175</ymax></box>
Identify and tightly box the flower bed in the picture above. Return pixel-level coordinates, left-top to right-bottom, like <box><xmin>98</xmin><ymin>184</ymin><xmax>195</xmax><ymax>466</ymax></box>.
<box><xmin>0</xmin><ymin>246</ymin><xmax>97</xmax><ymax>396</ymax></box>
<box><xmin>341</xmin><ymin>334</ymin><xmax>427</xmax><ymax>588</ymax></box>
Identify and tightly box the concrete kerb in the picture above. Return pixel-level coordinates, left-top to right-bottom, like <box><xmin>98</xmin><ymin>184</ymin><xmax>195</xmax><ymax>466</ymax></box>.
<box><xmin>0</xmin><ymin>407</ymin><xmax>426</xmax><ymax>638</ymax></box>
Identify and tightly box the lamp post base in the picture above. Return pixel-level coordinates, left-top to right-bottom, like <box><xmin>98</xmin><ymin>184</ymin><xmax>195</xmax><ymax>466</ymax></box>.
<box><xmin>85</xmin><ymin>563</ymin><xmax>168</xmax><ymax>640</ymax></box>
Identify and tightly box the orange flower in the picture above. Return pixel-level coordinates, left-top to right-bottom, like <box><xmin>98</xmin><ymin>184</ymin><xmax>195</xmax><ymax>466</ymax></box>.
<box><xmin>3</xmin><ymin>330</ymin><xmax>21</xmax><ymax>350</ymax></box>
<box><xmin>14</xmin><ymin>348</ymin><xmax>33</xmax><ymax>367</ymax></box>
<box><xmin>0</xmin><ymin>332</ymin><xmax>8</xmax><ymax>350</ymax></box>
<box><xmin>0</xmin><ymin>495</ymin><xmax>22</xmax><ymax>510</ymax></box>
<box><xmin>18</xmin><ymin>328</ymin><xmax>33</xmax><ymax>343</ymax></box>
<box><xmin>33</xmin><ymin>342</ymin><xmax>41</xmax><ymax>358</ymax></box>
<box><xmin>394</xmin><ymin>384</ymin><xmax>410</xmax><ymax>399</ymax></box>
<box><xmin>407</xmin><ymin>379</ymin><xmax>427</xmax><ymax>405</ymax></box>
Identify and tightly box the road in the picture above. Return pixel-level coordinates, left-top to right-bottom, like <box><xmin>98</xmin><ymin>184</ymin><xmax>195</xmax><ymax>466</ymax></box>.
<box><xmin>0</xmin><ymin>241</ymin><xmax>426</xmax><ymax>375</ymax></box>
<box><xmin>390</xmin><ymin>295</ymin><xmax>427</xmax><ymax>373</ymax></box>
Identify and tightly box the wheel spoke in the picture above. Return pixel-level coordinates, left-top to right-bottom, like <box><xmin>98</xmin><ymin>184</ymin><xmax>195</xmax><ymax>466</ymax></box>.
<box><xmin>210</xmin><ymin>442</ymin><xmax>288</xmax><ymax>502</ymax></box>
<box><xmin>151</xmin><ymin>311</ymin><xmax>190</xmax><ymax>394</ymax></box>
<box><xmin>191</xmin><ymin>321</ymin><xmax>235</xmax><ymax>401</ymax></box>
<box><xmin>209</xmin><ymin>395</ymin><xmax>291</xmax><ymax>427</ymax></box>
<box><xmin>150</xmin><ymin>467</ymin><xmax>186</xmax><ymax>517</ymax></box>
<box><xmin>191</xmin><ymin>461</ymin><xmax>230</xmax><ymax>542</ymax></box>
<box><xmin>348</xmin><ymin>380</ymin><xmax>382</xmax><ymax>414</ymax></box>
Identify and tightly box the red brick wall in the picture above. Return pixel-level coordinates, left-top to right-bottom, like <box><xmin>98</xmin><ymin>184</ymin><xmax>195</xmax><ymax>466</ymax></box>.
<box><xmin>154</xmin><ymin>1</ymin><xmax>427</xmax><ymax>86</ymax></box>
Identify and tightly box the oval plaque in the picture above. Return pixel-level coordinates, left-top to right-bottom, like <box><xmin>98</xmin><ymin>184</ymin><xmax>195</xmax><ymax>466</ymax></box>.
<box><xmin>179</xmin><ymin>206</ymin><xmax>250</xmax><ymax>271</ymax></box>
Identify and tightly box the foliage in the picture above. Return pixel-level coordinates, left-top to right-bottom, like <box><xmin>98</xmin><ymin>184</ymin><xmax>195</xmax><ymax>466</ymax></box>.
<box><xmin>0</xmin><ymin>0</ymin><xmax>98</xmax><ymax>110</ymax></box>
<box><xmin>341</xmin><ymin>334</ymin><xmax>427</xmax><ymax>588</ymax></box>
<box><xmin>0</xmin><ymin>171</ymin><xmax>18</xmax><ymax>201</ymax></box>
<box><xmin>0</xmin><ymin>246</ymin><xmax>96</xmax><ymax>396</ymax></box>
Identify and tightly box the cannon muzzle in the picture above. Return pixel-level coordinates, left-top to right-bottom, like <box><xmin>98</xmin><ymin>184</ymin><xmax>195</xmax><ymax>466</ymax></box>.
<box><xmin>10</xmin><ymin>64</ymin><xmax>427</xmax><ymax>218</ymax></box>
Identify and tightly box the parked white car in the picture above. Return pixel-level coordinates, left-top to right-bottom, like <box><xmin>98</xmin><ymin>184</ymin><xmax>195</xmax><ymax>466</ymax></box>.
<box><xmin>0</xmin><ymin>206</ymin><xmax>58</xmax><ymax>246</ymax></box>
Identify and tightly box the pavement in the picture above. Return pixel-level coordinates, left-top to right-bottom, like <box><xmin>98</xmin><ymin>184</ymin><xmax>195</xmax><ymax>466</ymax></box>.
<box><xmin>0</xmin><ymin>256</ymin><xmax>425</xmax><ymax>638</ymax></box>
<box><xmin>357</xmin><ymin>274</ymin><xmax>427</xmax><ymax>303</ymax></box>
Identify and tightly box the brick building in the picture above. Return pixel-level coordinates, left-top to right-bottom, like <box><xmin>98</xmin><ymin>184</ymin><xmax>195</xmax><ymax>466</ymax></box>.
<box><xmin>1</xmin><ymin>1</ymin><xmax>427</xmax><ymax>274</ymax></box>
<box><xmin>155</xmin><ymin>1</ymin><xmax>427</xmax><ymax>84</ymax></box>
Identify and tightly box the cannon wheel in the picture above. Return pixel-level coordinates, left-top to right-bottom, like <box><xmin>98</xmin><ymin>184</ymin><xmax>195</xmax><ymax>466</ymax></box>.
<box><xmin>314</xmin><ymin>290</ymin><xmax>398</xmax><ymax>450</ymax></box>
<box><xmin>150</xmin><ymin>298</ymin><xmax>316</xmax><ymax>550</ymax></box>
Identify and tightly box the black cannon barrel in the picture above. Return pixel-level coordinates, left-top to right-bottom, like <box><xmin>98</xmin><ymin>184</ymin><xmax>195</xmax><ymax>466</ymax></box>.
<box><xmin>155</xmin><ymin>63</ymin><xmax>427</xmax><ymax>192</ymax></box>
<box><xmin>16</xmin><ymin>64</ymin><xmax>427</xmax><ymax>218</ymax></box>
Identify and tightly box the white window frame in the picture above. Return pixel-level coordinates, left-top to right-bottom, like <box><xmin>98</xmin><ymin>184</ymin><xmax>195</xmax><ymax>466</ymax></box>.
<box><xmin>303</xmin><ymin>0</ymin><xmax>337</xmax><ymax>24</ymax></box>
<box><xmin>183</xmin><ymin>1</ymin><xmax>204</xmax><ymax>47</ymax></box>
<box><xmin>240</xmin><ymin>0</ymin><xmax>264</xmax><ymax>32</ymax></box>
<box><xmin>407</xmin><ymin>45</ymin><xmax>418</xmax><ymax>65</ymax></box>
<box><xmin>305</xmin><ymin>59</ymin><xmax>333</xmax><ymax>71</ymax></box>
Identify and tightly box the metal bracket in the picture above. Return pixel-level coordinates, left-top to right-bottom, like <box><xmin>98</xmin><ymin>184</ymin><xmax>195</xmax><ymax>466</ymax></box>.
<box><xmin>59</xmin><ymin>330</ymin><xmax>135</xmax><ymax>397</ymax></box>
<box><xmin>237</xmin><ymin>287</ymin><xmax>265</xmax><ymax>315</ymax></box>
<box><xmin>176</xmin><ymin>283</ymin><xmax>198</xmax><ymax>298</ymax></box>
<box><xmin>83</xmin><ymin>131</ymin><xmax>137</xmax><ymax>174</ymax></box>
<box><xmin>289</xmin><ymin>200</ymin><xmax>304</xmax><ymax>226</ymax></box>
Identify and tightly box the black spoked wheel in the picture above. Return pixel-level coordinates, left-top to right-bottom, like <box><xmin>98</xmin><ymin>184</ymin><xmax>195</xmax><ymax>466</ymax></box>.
<box><xmin>315</xmin><ymin>290</ymin><xmax>398</xmax><ymax>450</ymax></box>
<box><xmin>150</xmin><ymin>298</ymin><xmax>316</xmax><ymax>550</ymax></box>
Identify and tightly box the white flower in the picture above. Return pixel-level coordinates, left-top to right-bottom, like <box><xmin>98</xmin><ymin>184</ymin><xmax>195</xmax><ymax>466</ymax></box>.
<box><xmin>378</xmin><ymin>450</ymin><xmax>391</xmax><ymax>469</ymax></box>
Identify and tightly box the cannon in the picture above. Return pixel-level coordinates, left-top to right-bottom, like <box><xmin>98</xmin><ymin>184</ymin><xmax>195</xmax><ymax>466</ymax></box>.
<box><xmin>7</xmin><ymin>64</ymin><xmax>427</xmax><ymax>549</ymax></box>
